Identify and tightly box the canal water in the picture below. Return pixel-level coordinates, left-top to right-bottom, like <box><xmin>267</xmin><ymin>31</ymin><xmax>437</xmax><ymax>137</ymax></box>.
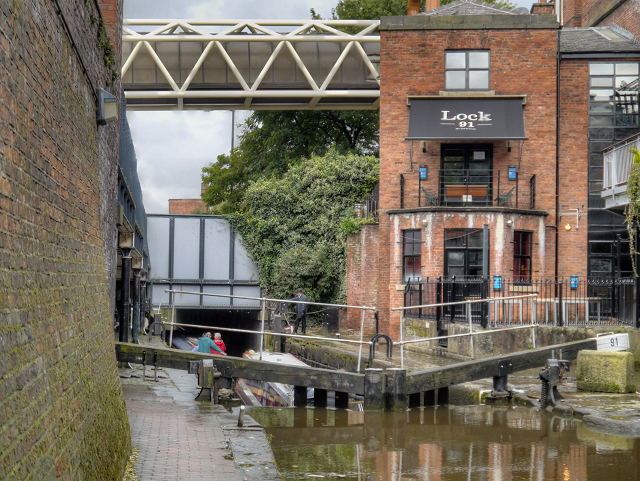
<box><xmin>247</xmin><ymin>405</ymin><xmax>640</xmax><ymax>480</ymax></box>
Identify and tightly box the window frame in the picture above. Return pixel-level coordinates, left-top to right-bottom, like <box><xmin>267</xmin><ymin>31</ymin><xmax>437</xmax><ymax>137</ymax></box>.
<box><xmin>444</xmin><ymin>229</ymin><xmax>484</xmax><ymax>278</ymax></box>
<box><xmin>513</xmin><ymin>230</ymin><xmax>533</xmax><ymax>283</ymax></box>
<box><xmin>445</xmin><ymin>50</ymin><xmax>491</xmax><ymax>91</ymax></box>
<box><xmin>402</xmin><ymin>229</ymin><xmax>422</xmax><ymax>283</ymax></box>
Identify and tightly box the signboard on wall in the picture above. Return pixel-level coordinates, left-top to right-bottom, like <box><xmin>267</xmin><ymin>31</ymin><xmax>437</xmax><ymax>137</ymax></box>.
<box><xmin>406</xmin><ymin>97</ymin><xmax>527</xmax><ymax>141</ymax></box>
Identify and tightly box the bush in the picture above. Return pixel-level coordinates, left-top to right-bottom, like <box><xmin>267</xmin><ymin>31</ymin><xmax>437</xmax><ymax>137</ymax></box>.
<box><xmin>228</xmin><ymin>148</ymin><xmax>379</xmax><ymax>305</ymax></box>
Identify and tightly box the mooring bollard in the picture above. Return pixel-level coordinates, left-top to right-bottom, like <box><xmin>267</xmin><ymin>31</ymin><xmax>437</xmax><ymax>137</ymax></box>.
<box><xmin>153</xmin><ymin>351</ymin><xmax>158</xmax><ymax>382</ymax></box>
<box><xmin>237</xmin><ymin>405</ymin><xmax>245</xmax><ymax>427</ymax></box>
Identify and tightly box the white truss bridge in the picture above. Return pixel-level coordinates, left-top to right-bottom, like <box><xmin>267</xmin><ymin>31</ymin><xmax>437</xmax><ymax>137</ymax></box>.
<box><xmin>122</xmin><ymin>19</ymin><xmax>381</xmax><ymax>111</ymax></box>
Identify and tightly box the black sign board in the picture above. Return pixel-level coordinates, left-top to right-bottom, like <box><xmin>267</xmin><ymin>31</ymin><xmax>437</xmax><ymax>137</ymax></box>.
<box><xmin>406</xmin><ymin>97</ymin><xmax>526</xmax><ymax>141</ymax></box>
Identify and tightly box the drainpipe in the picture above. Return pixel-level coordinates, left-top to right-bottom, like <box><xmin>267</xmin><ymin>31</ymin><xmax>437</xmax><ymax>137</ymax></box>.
<box><xmin>555</xmin><ymin>29</ymin><xmax>560</xmax><ymax>283</ymax></box>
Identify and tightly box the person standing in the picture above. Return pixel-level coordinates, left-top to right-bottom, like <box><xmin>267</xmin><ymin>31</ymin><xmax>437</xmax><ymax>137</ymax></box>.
<box><xmin>289</xmin><ymin>288</ymin><xmax>308</xmax><ymax>335</ymax></box>
<box><xmin>197</xmin><ymin>332</ymin><xmax>227</xmax><ymax>356</ymax></box>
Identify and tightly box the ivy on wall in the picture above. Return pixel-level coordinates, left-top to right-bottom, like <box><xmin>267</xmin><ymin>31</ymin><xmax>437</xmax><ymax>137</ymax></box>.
<box><xmin>228</xmin><ymin>148</ymin><xmax>379</xmax><ymax>306</ymax></box>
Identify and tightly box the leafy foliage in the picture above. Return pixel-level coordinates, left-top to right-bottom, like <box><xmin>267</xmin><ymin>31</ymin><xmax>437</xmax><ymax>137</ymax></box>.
<box><xmin>228</xmin><ymin>149</ymin><xmax>379</xmax><ymax>304</ymax></box>
<box><xmin>327</xmin><ymin>0</ymin><xmax>516</xmax><ymax>20</ymax></box>
<box><xmin>202</xmin><ymin>110</ymin><xmax>379</xmax><ymax>214</ymax></box>
<box><xmin>625</xmin><ymin>149</ymin><xmax>640</xmax><ymax>276</ymax></box>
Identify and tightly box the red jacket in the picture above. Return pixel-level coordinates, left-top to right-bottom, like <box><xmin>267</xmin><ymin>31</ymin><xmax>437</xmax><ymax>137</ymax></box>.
<box><xmin>211</xmin><ymin>338</ymin><xmax>226</xmax><ymax>354</ymax></box>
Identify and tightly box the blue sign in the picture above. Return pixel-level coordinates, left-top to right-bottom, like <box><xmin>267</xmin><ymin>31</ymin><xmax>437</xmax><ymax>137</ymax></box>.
<box><xmin>419</xmin><ymin>166</ymin><xmax>427</xmax><ymax>179</ymax></box>
<box><xmin>493</xmin><ymin>275</ymin><xmax>502</xmax><ymax>290</ymax></box>
<box><xmin>570</xmin><ymin>276</ymin><xmax>578</xmax><ymax>289</ymax></box>
<box><xmin>508</xmin><ymin>166</ymin><xmax>517</xmax><ymax>180</ymax></box>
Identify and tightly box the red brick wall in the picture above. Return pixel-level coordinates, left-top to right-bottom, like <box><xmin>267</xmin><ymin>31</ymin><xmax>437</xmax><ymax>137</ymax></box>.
<box><xmin>169</xmin><ymin>199</ymin><xmax>207</xmax><ymax>214</ymax></box>
<box><xmin>1</xmin><ymin>0</ymin><xmax>129</xmax><ymax>479</ymax></box>
<box><xmin>347</xmin><ymin>224</ymin><xmax>380</xmax><ymax>335</ymax></box>
<box><xmin>378</xmin><ymin>27</ymin><xmax>559</xmax><ymax>336</ymax></box>
<box><xmin>594</xmin><ymin>0</ymin><xmax>640</xmax><ymax>38</ymax></box>
<box><xmin>558</xmin><ymin>59</ymin><xmax>590</xmax><ymax>277</ymax></box>
<box><xmin>564</xmin><ymin>0</ymin><xmax>640</xmax><ymax>34</ymax></box>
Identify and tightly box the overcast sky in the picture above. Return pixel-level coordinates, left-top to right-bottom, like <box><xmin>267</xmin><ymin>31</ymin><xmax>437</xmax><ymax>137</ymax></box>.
<box><xmin>124</xmin><ymin>0</ymin><xmax>534</xmax><ymax>214</ymax></box>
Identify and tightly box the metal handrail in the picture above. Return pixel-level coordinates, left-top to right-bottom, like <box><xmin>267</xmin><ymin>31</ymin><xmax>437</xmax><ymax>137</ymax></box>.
<box><xmin>164</xmin><ymin>288</ymin><xmax>374</xmax><ymax>371</ymax></box>
<box><xmin>393</xmin><ymin>294</ymin><xmax>538</xmax><ymax>367</ymax></box>
<box><xmin>391</xmin><ymin>293</ymin><xmax>538</xmax><ymax>311</ymax></box>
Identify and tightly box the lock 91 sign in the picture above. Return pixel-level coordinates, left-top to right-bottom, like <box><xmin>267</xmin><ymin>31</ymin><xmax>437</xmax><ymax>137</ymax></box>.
<box><xmin>406</xmin><ymin>97</ymin><xmax>526</xmax><ymax>141</ymax></box>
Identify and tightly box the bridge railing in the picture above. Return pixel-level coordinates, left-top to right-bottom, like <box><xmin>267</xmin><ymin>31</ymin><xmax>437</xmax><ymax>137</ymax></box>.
<box><xmin>163</xmin><ymin>288</ymin><xmax>376</xmax><ymax>371</ymax></box>
<box><xmin>392</xmin><ymin>294</ymin><xmax>540</xmax><ymax>367</ymax></box>
<box><xmin>122</xmin><ymin>19</ymin><xmax>380</xmax><ymax>111</ymax></box>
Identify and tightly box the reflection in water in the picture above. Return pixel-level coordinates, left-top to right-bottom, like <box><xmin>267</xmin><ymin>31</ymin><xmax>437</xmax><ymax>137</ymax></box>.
<box><xmin>248</xmin><ymin>405</ymin><xmax>640</xmax><ymax>481</ymax></box>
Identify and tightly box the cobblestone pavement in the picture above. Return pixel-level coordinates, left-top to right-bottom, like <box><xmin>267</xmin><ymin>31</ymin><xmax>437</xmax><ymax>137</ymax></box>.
<box><xmin>120</xmin><ymin>363</ymin><xmax>281</xmax><ymax>480</ymax></box>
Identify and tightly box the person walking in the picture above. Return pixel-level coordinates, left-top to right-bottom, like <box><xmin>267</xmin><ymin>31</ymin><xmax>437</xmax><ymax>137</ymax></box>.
<box><xmin>197</xmin><ymin>332</ymin><xmax>227</xmax><ymax>355</ymax></box>
<box><xmin>289</xmin><ymin>288</ymin><xmax>308</xmax><ymax>335</ymax></box>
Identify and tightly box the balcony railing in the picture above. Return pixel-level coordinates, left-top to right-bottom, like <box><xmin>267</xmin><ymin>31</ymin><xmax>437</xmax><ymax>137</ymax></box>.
<box><xmin>602</xmin><ymin>133</ymin><xmax>640</xmax><ymax>210</ymax></box>
<box><xmin>399</xmin><ymin>169</ymin><xmax>536</xmax><ymax>209</ymax></box>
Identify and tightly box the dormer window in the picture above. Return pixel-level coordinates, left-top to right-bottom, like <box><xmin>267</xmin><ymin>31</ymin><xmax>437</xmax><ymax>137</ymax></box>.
<box><xmin>445</xmin><ymin>51</ymin><xmax>490</xmax><ymax>90</ymax></box>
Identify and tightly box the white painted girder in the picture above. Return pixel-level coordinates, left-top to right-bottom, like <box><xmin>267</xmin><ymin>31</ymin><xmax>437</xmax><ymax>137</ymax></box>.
<box><xmin>122</xmin><ymin>19</ymin><xmax>380</xmax><ymax>111</ymax></box>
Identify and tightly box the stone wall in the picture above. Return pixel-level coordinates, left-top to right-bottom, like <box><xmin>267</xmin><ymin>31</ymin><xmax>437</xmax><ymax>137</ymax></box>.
<box><xmin>0</xmin><ymin>0</ymin><xmax>130</xmax><ymax>478</ymax></box>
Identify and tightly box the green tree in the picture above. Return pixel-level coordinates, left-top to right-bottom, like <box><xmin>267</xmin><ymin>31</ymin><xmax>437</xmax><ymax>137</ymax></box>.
<box><xmin>328</xmin><ymin>0</ymin><xmax>516</xmax><ymax>20</ymax></box>
<box><xmin>202</xmin><ymin>110</ymin><xmax>379</xmax><ymax>214</ymax></box>
<box><xmin>228</xmin><ymin>149</ymin><xmax>379</xmax><ymax>305</ymax></box>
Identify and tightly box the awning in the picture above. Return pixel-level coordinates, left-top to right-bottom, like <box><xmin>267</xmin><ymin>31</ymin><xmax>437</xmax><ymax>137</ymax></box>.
<box><xmin>406</xmin><ymin>97</ymin><xmax>527</xmax><ymax>141</ymax></box>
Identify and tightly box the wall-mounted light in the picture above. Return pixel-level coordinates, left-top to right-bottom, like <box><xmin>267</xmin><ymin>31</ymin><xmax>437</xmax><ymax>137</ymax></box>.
<box><xmin>560</xmin><ymin>207</ymin><xmax>582</xmax><ymax>231</ymax></box>
<box><xmin>507</xmin><ymin>140</ymin><xmax>513</xmax><ymax>153</ymax></box>
<box><xmin>420</xmin><ymin>141</ymin><xmax>427</xmax><ymax>153</ymax></box>
<box><xmin>97</xmin><ymin>88</ymin><xmax>118</xmax><ymax>125</ymax></box>
<box><xmin>506</xmin><ymin>219</ymin><xmax>513</xmax><ymax>227</ymax></box>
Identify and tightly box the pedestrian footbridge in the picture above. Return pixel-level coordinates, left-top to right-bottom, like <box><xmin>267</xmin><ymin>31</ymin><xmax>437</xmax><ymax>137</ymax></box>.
<box><xmin>122</xmin><ymin>19</ymin><xmax>380</xmax><ymax>111</ymax></box>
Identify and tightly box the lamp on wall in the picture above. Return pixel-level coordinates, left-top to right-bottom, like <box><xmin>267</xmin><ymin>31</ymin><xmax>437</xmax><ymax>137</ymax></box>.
<box><xmin>97</xmin><ymin>88</ymin><xmax>118</xmax><ymax>125</ymax></box>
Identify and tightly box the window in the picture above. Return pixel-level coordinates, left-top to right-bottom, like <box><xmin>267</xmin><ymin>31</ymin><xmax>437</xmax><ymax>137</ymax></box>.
<box><xmin>444</xmin><ymin>229</ymin><xmax>484</xmax><ymax>277</ymax></box>
<box><xmin>403</xmin><ymin>230</ymin><xmax>422</xmax><ymax>282</ymax></box>
<box><xmin>445</xmin><ymin>51</ymin><xmax>490</xmax><ymax>90</ymax></box>
<box><xmin>588</xmin><ymin>62</ymin><xmax>639</xmax><ymax>204</ymax></box>
<box><xmin>513</xmin><ymin>231</ymin><xmax>532</xmax><ymax>283</ymax></box>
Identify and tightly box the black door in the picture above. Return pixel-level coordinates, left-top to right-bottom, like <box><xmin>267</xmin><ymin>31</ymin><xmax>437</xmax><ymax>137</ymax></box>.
<box><xmin>441</xmin><ymin>144</ymin><xmax>492</xmax><ymax>206</ymax></box>
<box><xmin>443</xmin><ymin>229</ymin><xmax>485</xmax><ymax>321</ymax></box>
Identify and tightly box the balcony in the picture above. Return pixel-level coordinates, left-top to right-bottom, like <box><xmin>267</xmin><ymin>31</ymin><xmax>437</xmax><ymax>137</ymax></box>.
<box><xmin>601</xmin><ymin>133</ymin><xmax>640</xmax><ymax>211</ymax></box>
<box><xmin>399</xmin><ymin>169</ymin><xmax>537</xmax><ymax>210</ymax></box>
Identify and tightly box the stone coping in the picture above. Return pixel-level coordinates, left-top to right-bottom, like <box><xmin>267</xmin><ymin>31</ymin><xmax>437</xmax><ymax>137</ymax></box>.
<box><xmin>380</xmin><ymin>14</ymin><xmax>559</xmax><ymax>31</ymax></box>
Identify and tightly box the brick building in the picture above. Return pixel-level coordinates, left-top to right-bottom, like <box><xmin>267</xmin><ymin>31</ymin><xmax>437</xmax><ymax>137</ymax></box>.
<box><xmin>347</xmin><ymin>0</ymin><xmax>640</xmax><ymax>337</ymax></box>
<box><xmin>168</xmin><ymin>183</ymin><xmax>209</xmax><ymax>214</ymax></box>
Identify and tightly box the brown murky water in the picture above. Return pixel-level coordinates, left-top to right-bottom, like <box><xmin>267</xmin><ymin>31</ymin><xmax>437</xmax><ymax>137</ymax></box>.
<box><xmin>248</xmin><ymin>405</ymin><xmax>640</xmax><ymax>480</ymax></box>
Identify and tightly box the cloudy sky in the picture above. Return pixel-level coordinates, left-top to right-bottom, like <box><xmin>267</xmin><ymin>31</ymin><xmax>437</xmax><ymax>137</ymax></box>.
<box><xmin>124</xmin><ymin>0</ymin><xmax>534</xmax><ymax>214</ymax></box>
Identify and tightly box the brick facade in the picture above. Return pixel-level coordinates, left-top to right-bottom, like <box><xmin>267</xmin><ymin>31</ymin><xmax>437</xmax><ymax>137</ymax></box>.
<box><xmin>372</xmin><ymin>18</ymin><xmax>561</xmax><ymax>337</ymax></box>
<box><xmin>347</xmin><ymin>5</ymin><xmax>639</xmax><ymax>338</ymax></box>
<box><xmin>564</xmin><ymin>0</ymin><xmax>640</xmax><ymax>37</ymax></box>
<box><xmin>1</xmin><ymin>0</ymin><xmax>129</xmax><ymax>478</ymax></box>
<box><xmin>169</xmin><ymin>198</ymin><xmax>207</xmax><ymax>214</ymax></box>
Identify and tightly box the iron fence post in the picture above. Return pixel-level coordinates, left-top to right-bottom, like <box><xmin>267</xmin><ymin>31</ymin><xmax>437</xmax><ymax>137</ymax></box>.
<box><xmin>558</xmin><ymin>281</ymin><xmax>563</xmax><ymax>327</ymax></box>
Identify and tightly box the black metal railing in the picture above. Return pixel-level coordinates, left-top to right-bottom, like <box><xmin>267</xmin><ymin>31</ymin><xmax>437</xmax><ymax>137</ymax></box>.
<box><xmin>400</xmin><ymin>169</ymin><xmax>538</xmax><ymax>210</ymax></box>
<box><xmin>404</xmin><ymin>276</ymin><xmax>637</xmax><ymax>327</ymax></box>
<box><xmin>366</xmin><ymin>183</ymin><xmax>379</xmax><ymax>221</ymax></box>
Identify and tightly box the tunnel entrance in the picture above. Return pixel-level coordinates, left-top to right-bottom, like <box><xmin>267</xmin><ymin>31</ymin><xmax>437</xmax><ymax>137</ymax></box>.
<box><xmin>169</xmin><ymin>308</ymin><xmax>262</xmax><ymax>357</ymax></box>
